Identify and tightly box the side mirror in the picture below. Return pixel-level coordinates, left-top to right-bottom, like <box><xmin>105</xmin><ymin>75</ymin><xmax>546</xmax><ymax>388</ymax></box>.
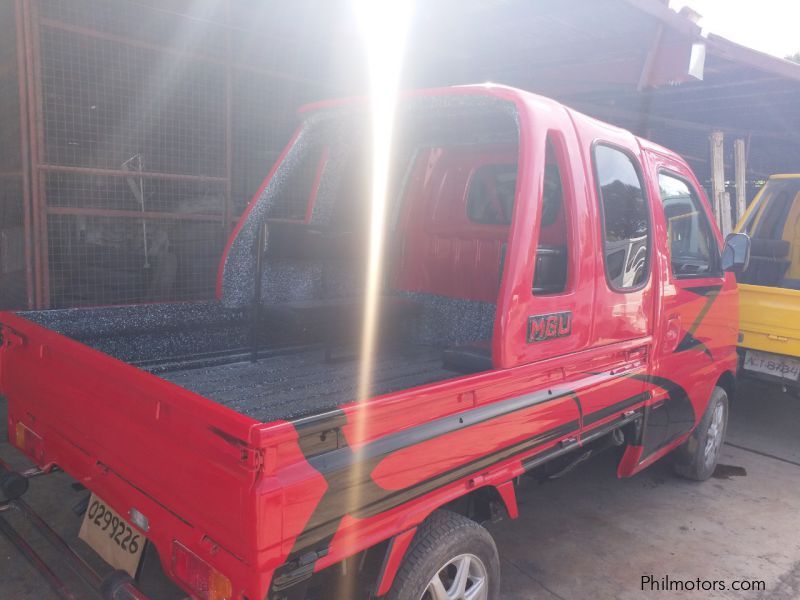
<box><xmin>721</xmin><ymin>232</ymin><xmax>751</xmax><ymax>274</ymax></box>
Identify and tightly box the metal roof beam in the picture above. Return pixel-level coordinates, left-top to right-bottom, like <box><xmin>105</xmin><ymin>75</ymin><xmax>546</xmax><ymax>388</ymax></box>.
<box><xmin>568</xmin><ymin>100</ymin><xmax>800</xmax><ymax>143</ymax></box>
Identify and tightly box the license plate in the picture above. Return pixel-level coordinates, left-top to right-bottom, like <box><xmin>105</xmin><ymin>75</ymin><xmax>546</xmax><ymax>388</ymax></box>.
<box><xmin>79</xmin><ymin>494</ymin><xmax>145</xmax><ymax>576</ymax></box>
<box><xmin>744</xmin><ymin>350</ymin><xmax>800</xmax><ymax>381</ymax></box>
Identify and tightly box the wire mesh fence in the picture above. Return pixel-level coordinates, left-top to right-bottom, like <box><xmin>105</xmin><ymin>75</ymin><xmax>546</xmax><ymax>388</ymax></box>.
<box><xmin>43</xmin><ymin>171</ymin><xmax>227</xmax><ymax>306</ymax></box>
<box><xmin>4</xmin><ymin>0</ymin><xmax>329</xmax><ymax>309</ymax></box>
<box><xmin>39</xmin><ymin>25</ymin><xmax>228</xmax><ymax>176</ymax></box>
<box><xmin>0</xmin><ymin>0</ymin><xmax>29</xmax><ymax>309</ymax></box>
<box><xmin>230</xmin><ymin>68</ymin><xmax>318</xmax><ymax>216</ymax></box>
<box><xmin>47</xmin><ymin>213</ymin><xmax>227</xmax><ymax>306</ymax></box>
<box><xmin>5</xmin><ymin>0</ymin><xmax>798</xmax><ymax>310</ymax></box>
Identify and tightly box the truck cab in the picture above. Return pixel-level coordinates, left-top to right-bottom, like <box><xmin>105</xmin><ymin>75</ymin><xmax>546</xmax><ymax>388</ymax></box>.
<box><xmin>0</xmin><ymin>85</ymin><xmax>742</xmax><ymax>600</ymax></box>
<box><xmin>735</xmin><ymin>174</ymin><xmax>800</xmax><ymax>389</ymax></box>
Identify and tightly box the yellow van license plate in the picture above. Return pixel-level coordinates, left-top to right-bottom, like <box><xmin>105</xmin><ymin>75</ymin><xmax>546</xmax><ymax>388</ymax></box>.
<box><xmin>79</xmin><ymin>494</ymin><xmax>145</xmax><ymax>576</ymax></box>
<box><xmin>744</xmin><ymin>350</ymin><xmax>800</xmax><ymax>381</ymax></box>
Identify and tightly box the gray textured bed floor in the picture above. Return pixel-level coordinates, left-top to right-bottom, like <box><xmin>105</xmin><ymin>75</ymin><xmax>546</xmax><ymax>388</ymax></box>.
<box><xmin>158</xmin><ymin>344</ymin><xmax>457</xmax><ymax>422</ymax></box>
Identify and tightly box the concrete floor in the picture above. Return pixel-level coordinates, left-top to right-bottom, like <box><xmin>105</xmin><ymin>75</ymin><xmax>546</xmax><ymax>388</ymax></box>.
<box><xmin>2</xmin><ymin>379</ymin><xmax>799</xmax><ymax>599</ymax></box>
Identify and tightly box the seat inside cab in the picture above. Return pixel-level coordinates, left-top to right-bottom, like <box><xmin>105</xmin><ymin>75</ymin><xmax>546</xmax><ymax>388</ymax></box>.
<box><xmin>237</xmin><ymin>104</ymin><xmax>569</xmax><ymax>378</ymax></box>
<box><xmin>391</xmin><ymin>141</ymin><xmax>569</xmax><ymax>373</ymax></box>
<box><xmin>739</xmin><ymin>178</ymin><xmax>800</xmax><ymax>289</ymax></box>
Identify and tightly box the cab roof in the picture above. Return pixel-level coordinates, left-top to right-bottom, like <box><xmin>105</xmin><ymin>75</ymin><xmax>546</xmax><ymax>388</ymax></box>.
<box><xmin>297</xmin><ymin>83</ymin><xmax>686</xmax><ymax>165</ymax></box>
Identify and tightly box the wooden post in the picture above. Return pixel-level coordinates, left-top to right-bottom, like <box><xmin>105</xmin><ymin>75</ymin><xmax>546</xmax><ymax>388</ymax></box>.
<box><xmin>721</xmin><ymin>193</ymin><xmax>732</xmax><ymax>237</ymax></box>
<box><xmin>709</xmin><ymin>131</ymin><xmax>731</xmax><ymax>236</ymax></box>
<box><xmin>734</xmin><ymin>138</ymin><xmax>747</xmax><ymax>226</ymax></box>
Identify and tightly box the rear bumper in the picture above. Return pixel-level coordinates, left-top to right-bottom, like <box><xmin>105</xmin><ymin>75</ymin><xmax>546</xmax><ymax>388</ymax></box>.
<box><xmin>0</xmin><ymin>458</ymin><xmax>150</xmax><ymax>600</ymax></box>
<box><xmin>3</xmin><ymin>405</ymin><xmax>269</xmax><ymax>600</ymax></box>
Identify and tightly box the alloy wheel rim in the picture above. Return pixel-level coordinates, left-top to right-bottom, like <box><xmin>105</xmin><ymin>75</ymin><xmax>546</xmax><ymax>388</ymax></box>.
<box><xmin>703</xmin><ymin>402</ymin><xmax>725</xmax><ymax>469</ymax></box>
<box><xmin>421</xmin><ymin>553</ymin><xmax>488</xmax><ymax>600</ymax></box>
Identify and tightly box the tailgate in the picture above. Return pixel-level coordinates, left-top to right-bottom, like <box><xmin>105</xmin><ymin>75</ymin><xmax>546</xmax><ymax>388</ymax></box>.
<box><xmin>0</xmin><ymin>312</ymin><xmax>262</xmax><ymax>559</ymax></box>
<box><xmin>738</xmin><ymin>283</ymin><xmax>800</xmax><ymax>358</ymax></box>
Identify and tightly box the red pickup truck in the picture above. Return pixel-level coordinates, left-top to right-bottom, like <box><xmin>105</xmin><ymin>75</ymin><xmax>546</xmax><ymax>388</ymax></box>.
<box><xmin>0</xmin><ymin>85</ymin><xmax>748</xmax><ymax>600</ymax></box>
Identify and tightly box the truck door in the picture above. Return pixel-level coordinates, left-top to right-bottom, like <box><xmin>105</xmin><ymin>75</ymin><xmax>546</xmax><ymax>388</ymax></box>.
<box><xmin>496</xmin><ymin>124</ymin><xmax>596</xmax><ymax>368</ymax></box>
<box><xmin>564</xmin><ymin>135</ymin><xmax>656</xmax><ymax>435</ymax></box>
<box><xmin>589</xmin><ymin>142</ymin><xmax>655</xmax><ymax>346</ymax></box>
<box><xmin>639</xmin><ymin>152</ymin><xmax>729</xmax><ymax>461</ymax></box>
<box><xmin>497</xmin><ymin>112</ymin><xmax>654</xmax><ymax>442</ymax></box>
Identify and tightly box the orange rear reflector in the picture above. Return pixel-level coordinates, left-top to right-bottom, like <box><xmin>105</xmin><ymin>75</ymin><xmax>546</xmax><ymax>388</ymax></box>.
<box><xmin>171</xmin><ymin>541</ymin><xmax>232</xmax><ymax>600</ymax></box>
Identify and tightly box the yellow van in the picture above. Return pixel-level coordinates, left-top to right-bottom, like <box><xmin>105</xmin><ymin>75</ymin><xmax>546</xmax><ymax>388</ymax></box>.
<box><xmin>735</xmin><ymin>174</ymin><xmax>800</xmax><ymax>389</ymax></box>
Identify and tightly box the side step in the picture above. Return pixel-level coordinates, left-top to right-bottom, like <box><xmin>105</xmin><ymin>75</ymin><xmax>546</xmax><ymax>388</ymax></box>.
<box><xmin>0</xmin><ymin>458</ymin><xmax>151</xmax><ymax>600</ymax></box>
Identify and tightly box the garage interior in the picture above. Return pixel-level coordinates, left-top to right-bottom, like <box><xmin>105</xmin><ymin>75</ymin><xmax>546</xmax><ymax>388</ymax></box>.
<box><xmin>1</xmin><ymin>0</ymin><xmax>799</xmax><ymax>598</ymax></box>
<box><xmin>3</xmin><ymin>0</ymin><xmax>800</xmax><ymax>311</ymax></box>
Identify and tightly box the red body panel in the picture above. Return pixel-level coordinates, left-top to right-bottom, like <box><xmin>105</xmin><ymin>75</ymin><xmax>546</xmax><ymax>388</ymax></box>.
<box><xmin>0</xmin><ymin>312</ymin><xmax>268</xmax><ymax>594</ymax></box>
<box><xmin>0</xmin><ymin>85</ymin><xmax>739</xmax><ymax>600</ymax></box>
<box><xmin>393</xmin><ymin>145</ymin><xmax>515</xmax><ymax>302</ymax></box>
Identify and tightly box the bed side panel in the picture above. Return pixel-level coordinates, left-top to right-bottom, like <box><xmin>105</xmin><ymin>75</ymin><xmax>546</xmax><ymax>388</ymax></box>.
<box><xmin>0</xmin><ymin>311</ymin><xmax>260</xmax><ymax>559</ymax></box>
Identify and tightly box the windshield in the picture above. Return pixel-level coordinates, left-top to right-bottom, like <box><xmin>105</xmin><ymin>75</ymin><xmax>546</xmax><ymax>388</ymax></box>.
<box><xmin>739</xmin><ymin>178</ymin><xmax>800</xmax><ymax>289</ymax></box>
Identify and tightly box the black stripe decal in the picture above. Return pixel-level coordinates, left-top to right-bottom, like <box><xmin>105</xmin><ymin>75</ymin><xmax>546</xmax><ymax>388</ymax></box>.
<box><xmin>286</xmin><ymin>381</ymin><xmax>594</xmax><ymax>557</ymax></box>
<box><xmin>286</xmin><ymin>374</ymin><xmax>651</xmax><ymax>558</ymax></box>
<box><xmin>675</xmin><ymin>284</ymin><xmax>723</xmax><ymax>358</ymax></box>
<box><xmin>583</xmin><ymin>393</ymin><xmax>649</xmax><ymax>426</ymax></box>
<box><xmin>291</xmin><ymin>419</ymin><xmax>579</xmax><ymax>552</ymax></box>
<box><xmin>684</xmin><ymin>284</ymin><xmax>723</xmax><ymax>296</ymax></box>
<box><xmin>357</xmin><ymin>420</ymin><xmax>579</xmax><ymax>521</ymax></box>
<box><xmin>306</xmin><ymin>386</ymin><xmax>574</xmax><ymax>476</ymax></box>
<box><xmin>623</xmin><ymin>374</ymin><xmax>696</xmax><ymax>458</ymax></box>
<box><xmin>522</xmin><ymin>409</ymin><xmax>642</xmax><ymax>472</ymax></box>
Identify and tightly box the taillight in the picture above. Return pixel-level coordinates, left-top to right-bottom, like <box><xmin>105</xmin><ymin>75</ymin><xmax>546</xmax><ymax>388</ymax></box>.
<box><xmin>15</xmin><ymin>422</ymin><xmax>44</xmax><ymax>463</ymax></box>
<box><xmin>171</xmin><ymin>541</ymin><xmax>233</xmax><ymax>600</ymax></box>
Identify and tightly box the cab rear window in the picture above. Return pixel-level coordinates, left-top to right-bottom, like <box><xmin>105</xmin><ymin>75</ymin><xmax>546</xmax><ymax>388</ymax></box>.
<box><xmin>466</xmin><ymin>164</ymin><xmax>517</xmax><ymax>225</ymax></box>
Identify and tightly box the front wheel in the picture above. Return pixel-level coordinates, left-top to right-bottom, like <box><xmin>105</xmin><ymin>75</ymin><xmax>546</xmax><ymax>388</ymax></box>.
<box><xmin>673</xmin><ymin>386</ymin><xmax>729</xmax><ymax>481</ymax></box>
<box><xmin>386</xmin><ymin>510</ymin><xmax>500</xmax><ymax>600</ymax></box>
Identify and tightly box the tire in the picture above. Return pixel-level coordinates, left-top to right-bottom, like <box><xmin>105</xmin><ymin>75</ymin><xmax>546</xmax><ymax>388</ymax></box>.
<box><xmin>673</xmin><ymin>386</ymin><xmax>728</xmax><ymax>481</ymax></box>
<box><xmin>386</xmin><ymin>510</ymin><xmax>500</xmax><ymax>600</ymax></box>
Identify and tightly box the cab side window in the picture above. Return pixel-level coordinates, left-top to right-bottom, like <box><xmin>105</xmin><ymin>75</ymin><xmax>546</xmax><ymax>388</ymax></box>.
<box><xmin>657</xmin><ymin>173</ymin><xmax>721</xmax><ymax>279</ymax></box>
<box><xmin>532</xmin><ymin>141</ymin><xmax>569</xmax><ymax>295</ymax></box>
<box><xmin>594</xmin><ymin>144</ymin><xmax>650</xmax><ymax>291</ymax></box>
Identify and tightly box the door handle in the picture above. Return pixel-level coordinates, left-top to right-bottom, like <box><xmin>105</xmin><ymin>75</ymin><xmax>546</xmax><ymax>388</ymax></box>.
<box><xmin>767</xmin><ymin>334</ymin><xmax>789</xmax><ymax>343</ymax></box>
<box><xmin>625</xmin><ymin>346</ymin><xmax>648</xmax><ymax>362</ymax></box>
<box><xmin>664</xmin><ymin>316</ymin><xmax>681</xmax><ymax>353</ymax></box>
<box><xmin>610</xmin><ymin>350</ymin><xmax>646</xmax><ymax>375</ymax></box>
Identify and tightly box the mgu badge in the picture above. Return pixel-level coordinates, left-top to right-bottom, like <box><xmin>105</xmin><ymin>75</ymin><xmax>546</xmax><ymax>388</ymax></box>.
<box><xmin>527</xmin><ymin>311</ymin><xmax>572</xmax><ymax>343</ymax></box>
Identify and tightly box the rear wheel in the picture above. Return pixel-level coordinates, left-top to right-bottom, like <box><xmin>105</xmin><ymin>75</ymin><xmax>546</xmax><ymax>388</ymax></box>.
<box><xmin>386</xmin><ymin>510</ymin><xmax>500</xmax><ymax>600</ymax></box>
<box><xmin>673</xmin><ymin>386</ymin><xmax>728</xmax><ymax>481</ymax></box>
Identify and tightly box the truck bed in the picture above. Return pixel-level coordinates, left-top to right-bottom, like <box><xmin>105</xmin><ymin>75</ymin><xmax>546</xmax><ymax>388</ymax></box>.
<box><xmin>14</xmin><ymin>302</ymin><xmax>469</xmax><ymax>422</ymax></box>
<box><xmin>155</xmin><ymin>344</ymin><xmax>454</xmax><ymax>421</ymax></box>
